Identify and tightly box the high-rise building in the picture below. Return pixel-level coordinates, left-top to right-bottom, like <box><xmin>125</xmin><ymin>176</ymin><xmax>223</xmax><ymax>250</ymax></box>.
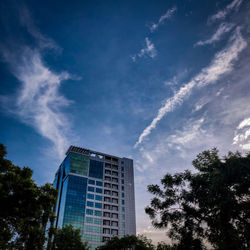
<box><xmin>53</xmin><ymin>146</ymin><xmax>136</xmax><ymax>250</ymax></box>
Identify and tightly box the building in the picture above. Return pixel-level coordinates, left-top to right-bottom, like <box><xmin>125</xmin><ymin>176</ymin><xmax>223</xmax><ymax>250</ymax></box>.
<box><xmin>53</xmin><ymin>145</ymin><xmax>136</xmax><ymax>250</ymax></box>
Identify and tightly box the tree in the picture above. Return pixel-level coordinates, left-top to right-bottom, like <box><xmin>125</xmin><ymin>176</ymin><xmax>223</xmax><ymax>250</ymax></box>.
<box><xmin>52</xmin><ymin>225</ymin><xmax>89</xmax><ymax>250</ymax></box>
<box><xmin>0</xmin><ymin>143</ymin><xmax>57</xmax><ymax>250</ymax></box>
<box><xmin>97</xmin><ymin>235</ymin><xmax>155</xmax><ymax>250</ymax></box>
<box><xmin>145</xmin><ymin>149</ymin><xmax>250</xmax><ymax>250</ymax></box>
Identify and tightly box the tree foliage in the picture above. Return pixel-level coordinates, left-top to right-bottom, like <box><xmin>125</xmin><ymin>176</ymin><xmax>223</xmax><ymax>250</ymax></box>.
<box><xmin>145</xmin><ymin>149</ymin><xmax>250</xmax><ymax>250</ymax></box>
<box><xmin>52</xmin><ymin>225</ymin><xmax>89</xmax><ymax>250</ymax></box>
<box><xmin>97</xmin><ymin>234</ymin><xmax>155</xmax><ymax>250</ymax></box>
<box><xmin>0</xmin><ymin>143</ymin><xmax>57</xmax><ymax>250</ymax></box>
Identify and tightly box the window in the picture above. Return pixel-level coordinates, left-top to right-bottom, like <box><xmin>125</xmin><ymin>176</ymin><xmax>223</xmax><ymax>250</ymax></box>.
<box><xmin>121</xmin><ymin>167</ymin><xmax>124</xmax><ymax>171</ymax></box>
<box><xmin>111</xmin><ymin>229</ymin><xmax>118</xmax><ymax>235</ymax></box>
<box><xmin>104</xmin><ymin>197</ymin><xmax>111</xmax><ymax>202</ymax></box>
<box><xmin>112</xmin><ymin>198</ymin><xmax>118</xmax><ymax>204</ymax></box>
<box><xmin>96</xmin><ymin>188</ymin><xmax>102</xmax><ymax>193</ymax></box>
<box><xmin>88</xmin><ymin>179</ymin><xmax>95</xmax><ymax>185</ymax></box>
<box><xmin>94</xmin><ymin>218</ymin><xmax>102</xmax><ymax>225</ymax></box>
<box><xmin>122</xmin><ymin>207</ymin><xmax>125</xmax><ymax>212</ymax></box>
<box><xmin>95</xmin><ymin>195</ymin><xmax>102</xmax><ymax>201</ymax></box>
<box><xmin>88</xmin><ymin>186</ymin><xmax>94</xmax><ymax>192</ymax></box>
<box><xmin>122</xmin><ymin>200</ymin><xmax>125</xmax><ymax>205</ymax></box>
<box><xmin>112</xmin><ymin>178</ymin><xmax>118</xmax><ymax>183</ymax></box>
<box><xmin>112</xmin><ymin>184</ymin><xmax>118</xmax><ymax>190</ymax></box>
<box><xmin>87</xmin><ymin>201</ymin><xmax>94</xmax><ymax>207</ymax></box>
<box><xmin>94</xmin><ymin>210</ymin><xmax>102</xmax><ymax>216</ymax></box>
<box><xmin>104</xmin><ymin>183</ymin><xmax>111</xmax><ymax>188</ymax></box>
<box><xmin>122</xmin><ymin>193</ymin><xmax>124</xmax><ymax>198</ymax></box>
<box><xmin>103</xmin><ymin>220</ymin><xmax>110</xmax><ymax>226</ymax></box>
<box><xmin>105</xmin><ymin>176</ymin><xmax>111</xmax><ymax>181</ymax></box>
<box><xmin>86</xmin><ymin>217</ymin><xmax>93</xmax><ymax>223</ymax></box>
<box><xmin>105</xmin><ymin>170</ymin><xmax>111</xmax><ymax>175</ymax></box>
<box><xmin>96</xmin><ymin>181</ymin><xmax>103</xmax><ymax>186</ymax></box>
<box><xmin>112</xmin><ymin>206</ymin><xmax>118</xmax><ymax>211</ymax></box>
<box><xmin>112</xmin><ymin>191</ymin><xmax>118</xmax><ymax>197</ymax></box>
<box><xmin>111</xmin><ymin>213</ymin><xmax>118</xmax><ymax>219</ymax></box>
<box><xmin>95</xmin><ymin>202</ymin><xmax>102</xmax><ymax>209</ymax></box>
<box><xmin>86</xmin><ymin>209</ymin><xmax>93</xmax><ymax>215</ymax></box>
<box><xmin>105</xmin><ymin>163</ymin><xmax>111</xmax><ymax>168</ymax></box>
<box><xmin>103</xmin><ymin>228</ymin><xmax>110</xmax><ymax>234</ymax></box>
<box><xmin>112</xmin><ymin>165</ymin><xmax>118</xmax><ymax>170</ymax></box>
<box><xmin>104</xmin><ymin>204</ymin><xmax>110</xmax><ymax>210</ymax></box>
<box><xmin>104</xmin><ymin>190</ymin><xmax>111</xmax><ymax>195</ymax></box>
<box><xmin>87</xmin><ymin>193</ymin><xmax>94</xmax><ymax>199</ymax></box>
<box><xmin>122</xmin><ymin>214</ymin><xmax>125</xmax><ymax>220</ymax></box>
<box><xmin>121</xmin><ymin>186</ymin><xmax>124</xmax><ymax>191</ymax></box>
<box><xmin>122</xmin><ymin>222</ymin><xmax>125</xmax><ymax>228</ymax></box>
<box><xmin>121</xmin><ymin>173</ymin><xmax>124</xmax><ymax>178</ymax></box>
<box><xmin>83</xmin><ymin>234</ymin><xmax>92</xmax><ymax>241</ymax></box>
<box><xmin>85</xmin><ymin>225</ymin><xmax>101</xmax><ymax>233</ymax></box>
<box><xmin>111</xmin><ymin>221</ymin><xmax>118</xmax><ymax>227</ymax></box>
<box><xmin>121</xmin><ymin>179</ymin><xmax>124</xmax><ymax>184</ymax></box>
<box><xmin>103</xmin><ymin>212</ymin><xmax>110</xmax><ymax>217</ymax></box>
<box><xmin>112</xmin><ymin>171</ymin><xmax>118</xmax><ymax>176</ymax></box>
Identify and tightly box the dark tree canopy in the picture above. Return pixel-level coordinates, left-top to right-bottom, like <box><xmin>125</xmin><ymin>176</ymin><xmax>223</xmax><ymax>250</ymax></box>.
<box><xmin>52</xmin><ymin>225</ymin><xmax>89</xmax><ymax>250</ymax></box>
<box><xmin>97</xmin><ymin>235</ymin><xmax>155</xmax><ymax>250</ymax></box>
<box><xmin>0</xmin><ymin>143</ymin><xmax>57</xmax><ymax>250</ymax></box>
<box><xmin>145</xmin><ymin>149</ymin><xmax>250</xmax><ymax>250</ymax></box>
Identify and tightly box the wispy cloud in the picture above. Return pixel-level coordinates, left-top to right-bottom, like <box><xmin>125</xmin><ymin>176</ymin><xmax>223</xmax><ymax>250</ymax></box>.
<box><xmin>1</xmin><ymin>7</ymin><xmax>75</xmax><ymax>159</ymax></box>
<box><xmin>208</xmin><ymin>0</ymin><xmax>243</xmax><ymax>24</ymax></box>
<box><xmin>134</xmin><ymin>27</ymin><xmax>247</xmax><ymax>147</ymax></box>
<box><xmin>131</xmin><ymin>37</ymin><xmax>157</xmax><ymax>61</ymax></box>
<box><xmin>195</xmin><ymin>23</ymin><xmax>234</xmax><ymax>46</ymax></box>
<box><xmin>149</xmin><ymin>7</ymin><xmax>177</xmax><ymax>32</ymax></box>
<box><xmin>233</xmin><ymin>117</ymin><xmax>250</xmax><ymax>150</ymax></box>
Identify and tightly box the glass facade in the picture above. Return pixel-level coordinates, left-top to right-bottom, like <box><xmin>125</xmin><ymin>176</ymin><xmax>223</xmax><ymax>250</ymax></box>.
<box><xmin>62</xmin><ymin>175</ymin><xmax>88</xmax><ymax>234</ymax></box>
<box><xmin>89</xmin><ymin>160</ymin><xmax>103</xmax><ymax>179</ymax></box>
<box><xmin>70</xmin><ymin>152</ymin><xmax>89</xmax><ymax>176</ymax></box>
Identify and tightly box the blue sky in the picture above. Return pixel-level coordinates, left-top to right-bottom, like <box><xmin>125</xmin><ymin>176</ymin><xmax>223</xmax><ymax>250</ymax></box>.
<box><xmin>0</xmin><ymin>0</ymin><xmax>250</xmax><ymax>243</ymax></box>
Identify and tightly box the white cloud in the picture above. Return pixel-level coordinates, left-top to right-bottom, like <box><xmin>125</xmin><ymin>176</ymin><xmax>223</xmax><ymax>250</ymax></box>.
<box><xmin>134</xmin><ymin>27</ymin><xmax>247</xmax><ymax>147</ymax></box>
<box><xmin>195</xmin><ymin>23</ymin><xmax>234</xmax><ymax>47</ymax></box>
<box><xmin>208</xmin><ymin>0</ymin><xmax>243</xmax><ymax>24</ymax></box>
<box><xmin>131</xmin><ymin>37</ymin><xmax>157</xmax><ymax>61</ymax></box>
<box><xmin>2</xmin><ymin>48</ymin><xmax>73</xmax><ymax>159</ymax></box>
<box><xmin>149</xmin><ymin>7</ymin><xmax>177</xmax><ymax>32</ymax></box>
<box><xmin>233</xmin><ymin>117</ymin><xmax>250</xmax><ymax>150</ymax></box>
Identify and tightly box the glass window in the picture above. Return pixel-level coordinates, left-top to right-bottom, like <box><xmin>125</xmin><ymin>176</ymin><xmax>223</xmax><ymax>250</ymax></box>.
<box><xmin>121</xmin><ymin>173</ymin><xmax>124</xmax><ymax>178</ymax></box>
<box><xmin>122</xmin><ymin>193</ymin><xmax>124</xmax><ymax>198</ymax></box>
<box><xmin>89</xmin><ymin>160</ymin><xmax>103</xmax><ymax>179</ymax></box>
<box><xmin>86</xmin><ymin>209</ymin><xmax>93</xmax><ymax>215</ymax></box>
<box><xmin>96</xmin><ymin>181</ymin><xmax>103</xmax><ymax>186</ymax></box>
<box><xmin>122</xmin><ymin>200</ymin><xmax>125</xmax><ymax>205</ymax></box>
<box><xmin>88</xmin><ymin>179</ymin><xmax>95</xmax><ymax>185</ymax></box>
<box><xmin>94</xmin><ymin>210</ymin><xmax>102</xmax><ymax>216</ymax></box>
<box><xmin>87</xmin><ymin>193</ymin><xmax>94</xmax><ymax>199</ymax></box>
<box><xmin>122</xmin><ymin>207</ymin><xmax>125</xmax><ymax>212</ymax></box>
<box><xmin>95</xmin><ymin>195</ymin><xmax>102</xmax><ymax>201</ymax></box>
<box><xmin>87</xmin><ymin>201</ymin><xmax>94</xmax><ymax>207</ymax></box>
<box><xmin>86</xmin><ymin>217</ymin><xmax>93</xmax><ymax>223</ymax></box>
<box><xmin>96</xmin><ymin>188</ymin><xmax>102</xmax><ymax>193</ymax></box>
<box><xmin>121</xmin><ymin>167</ymin><xmax>124</xmax><ymax>171</ymax></box>
<box><xmin>88</xmin><ymin>186</ymin><xmax>94</xmax><ymax>192</ymax></box>
<box><xmin>95</xmin><ymin>202</ymin><xmax>102</xmax><ymax>209</ymax></box>
<box><xmin>121</xmin><ymin>179</ymin><xmax>124</xmax><ymax>184</ymax></box>
<box><xmin>94</xmin><ymin>218</ymin><xmax>102</xmax><ymax>225</ymax></box>
<box><xmin>122</xmin><ymin>214</ymin><xmax>125</xmax><ymax>220</ymax></box>
<box><xmin>70</xmin><ymin>152</ymin><xmax>89</xmax><ymax>176</ymax></box>
<box><xmin>121</xmin><ymin>186</ymin><xmax>124</xmax><ymax>191</ymax></box>
<box><xmin>83</xmin><ymin>234</ymin><xmax>92</xmax><ymax>241</ymax></box>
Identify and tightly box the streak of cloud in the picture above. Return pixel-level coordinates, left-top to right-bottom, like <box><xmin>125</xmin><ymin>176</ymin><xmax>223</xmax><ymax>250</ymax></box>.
<box><xmin>233</xmin><ymin>117</ymin><xmax>250</xmax><ymax>150</ymax></box>
<box><xmin>134</xmin><ymin>27</ymin><xmax>247</xmax><ymax>147</ymax></box>
<box><xmin>195</xmin><ymin>23</ymin><xmax>234</xmax><ymax>47</ymax></box>
<box><xmin>131</xmin><ymin>37</ymin><xmax>157</xmax><ymax>62</ymax></box>
<box><xmin>208</xmin><ymin>0</ymin><xmax>243</xmax><ymax>24</ymax></box>
<box><xmin>149</xmin><ymin>7</ymin><xmax>177</xmax><ymax>32</ymax></box>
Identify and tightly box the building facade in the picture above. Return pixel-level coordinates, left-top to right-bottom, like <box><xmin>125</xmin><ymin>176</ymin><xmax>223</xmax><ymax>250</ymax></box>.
<box><xmin>53</xmin><ymin>146</ymin><xmax>136</xmax><ymax>249</ymax></box>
